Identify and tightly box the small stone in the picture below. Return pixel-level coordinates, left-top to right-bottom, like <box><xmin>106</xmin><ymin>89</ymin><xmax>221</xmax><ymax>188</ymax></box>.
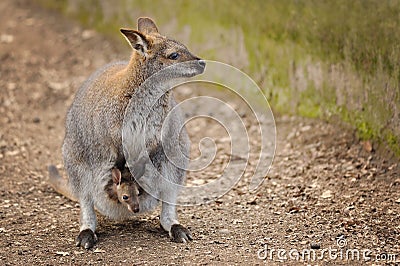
<box><xmin>82</xmin><ymin>30</ymin><xmax>96</xmax><ymax>40</ymax></box>
<box><xmin>7</xmin><ymin>83</ymin><xmax>16</xmax><ymax>90</ymax></box>
<box><xmin>247</xmin><ymin>199</ymin><xmax>257</xmax><ymax>205</ymax></box>
<box><xmin>25</xmin><ymin>18</ymin><xmax>35</xmax><ymax>26</ymax></box>
<box><xmin>219</xmin><ymin>229</ymin><xmax>230</xmax><ymax>234</ymax></box>
<box><xmin>0</xmin><ymin>34</ymin><xmax>14</xmax><ymax>43</ymax></box>
<box><xmin>343</xmin><ymin>205</ymin><xmax>355</xmax><ymax>214</ymax></box>
<box><xmin>33</xmin><ymin>117</ymin><xmax>40</xmax><ymax>123</ymax></box>
<box><xmin>191</xmin><ymin>179</ymin><xmax>206</xmax><ymax>185</ymax></box>
<box><xmin>321</xmin><ymin>190</ymin><xmax>333</xmax><ymax>199</ymax></box>
<box><xmin>56</xmin><ymin>251</ymin><xmax>69</xmax><ymax>256</ymax></box>
<box><xmin>5</xmin><ymin>150</ymin><xmax>19</xmax><ymax>157</ymax></box>
<box><xmin>232</xmin><ymin>219</ymin><xmax>243</xmax><ymax>224</ymax></box>
<box><xmin>300</xmin><ymin>125</ymin><xmax>312</xmax><ymax>132</ymax></box>
<box><xmin>310</xmin><ymin>243</ymin><xmax>320</xmax><ymax>249</ymax></box>
<box><xmin>48</xmin><ymin>81</ymin><xmax>68</xmax><ymax>91</ymax></box>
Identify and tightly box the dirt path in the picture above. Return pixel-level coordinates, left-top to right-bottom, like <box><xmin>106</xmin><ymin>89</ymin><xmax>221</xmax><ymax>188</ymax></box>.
<box><xmin>0</xmin><ymin>1</ymin><xmax>399</xmax><ymax>265</ymax></box>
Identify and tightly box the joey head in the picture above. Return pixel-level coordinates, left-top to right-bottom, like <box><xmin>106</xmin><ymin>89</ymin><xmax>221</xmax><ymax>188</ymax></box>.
<box><xmin>106</xmin><ymin>167</ymin><xmax>142</xmax><ymax>213</ymax></box>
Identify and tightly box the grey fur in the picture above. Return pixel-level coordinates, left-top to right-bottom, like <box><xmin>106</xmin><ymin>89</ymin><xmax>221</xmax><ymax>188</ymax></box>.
<box><xmin>61</xmin><ymin>17</ymin><xmax>205</xmax><ymax>249</ymax></box>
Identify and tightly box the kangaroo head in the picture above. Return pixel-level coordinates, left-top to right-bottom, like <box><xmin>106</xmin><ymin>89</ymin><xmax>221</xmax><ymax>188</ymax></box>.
<box><xmin>120</xmin><ymin>17</ymin><xmax>205</xmax><ymax>79</ymax></box>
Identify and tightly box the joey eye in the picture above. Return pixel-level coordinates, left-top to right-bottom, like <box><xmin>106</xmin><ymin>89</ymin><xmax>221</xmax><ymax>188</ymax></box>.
<box><xmin>122</xmin><ymin>195</ymin><xmax>129</xmax><ymax>201</ymax></box>
<box><xmin>167</xmin><ymin>52</ymin><xmax>180</xmax><ymax>60</ymax></box>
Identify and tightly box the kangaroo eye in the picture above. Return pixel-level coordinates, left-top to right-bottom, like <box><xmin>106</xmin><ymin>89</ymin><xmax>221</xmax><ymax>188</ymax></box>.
<box><xmin>168</xmin><ymin>52</ymin><xmax>180</xmax><ymax>60</ymax></box>
<box><xmin>122</xmin><ymin>195</ymin><xmax>129</xmax><ymax>200</ymax></box>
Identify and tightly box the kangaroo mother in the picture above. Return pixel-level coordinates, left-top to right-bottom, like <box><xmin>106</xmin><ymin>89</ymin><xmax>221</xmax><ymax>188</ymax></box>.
<box><xmin>58</xmin><ymin>17</ymin><xmax>205</xmax><ymax>249</ymax></box>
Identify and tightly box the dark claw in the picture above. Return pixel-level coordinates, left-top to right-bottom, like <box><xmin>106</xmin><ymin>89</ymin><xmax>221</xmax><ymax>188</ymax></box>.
<box><xmin>76</xmin><ymin>229</ymin><xmax>97</xmax><ymax>249</ymax></box>
<box><xmin>170</xmin><ymin>224</ymin><xmax>193</xmax><ymax>243</ymax></box>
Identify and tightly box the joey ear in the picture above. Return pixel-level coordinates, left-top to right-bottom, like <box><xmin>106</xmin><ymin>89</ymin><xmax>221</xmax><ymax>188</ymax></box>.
<box><xmin>120</xmin><ymin>28</ymin><xmax>149</xmax><ymax>57</ymax></box>
<box><xmin>112</xmin><ymin>168</ymin><xmax>122</xmax><ymax>184</ymax></box>
<box><xmin>137</xmin><ymin>17</ymin><xmax>159</xmax><ymax>34</ymax></box>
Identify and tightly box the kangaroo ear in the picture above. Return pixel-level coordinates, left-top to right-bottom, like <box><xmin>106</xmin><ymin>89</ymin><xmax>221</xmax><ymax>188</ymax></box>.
<box><xmin>120</xmin><ymin>29</ymin><xmax>149</xmax><ymax>57</ymax></box>
<box><xmin>112</xmin><ymin>168</ymin><xmax>122</xmax><ymax>185</ymax></box>
<box><xmin>138</xmin><ymin>17</ymin><xmax>158</xmax><ymax>34</ymax></box>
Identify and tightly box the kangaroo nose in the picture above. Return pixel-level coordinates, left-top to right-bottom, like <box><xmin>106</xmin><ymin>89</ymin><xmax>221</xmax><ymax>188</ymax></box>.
<box><xmin>133</xmin><ymin>205</ymin><xmax>140</xmax><ymax>213</ymax></box>
<box><xmin>198</xmin><ymin>60</ymin><xmax>206</xmax><ymax>68</ymax></box>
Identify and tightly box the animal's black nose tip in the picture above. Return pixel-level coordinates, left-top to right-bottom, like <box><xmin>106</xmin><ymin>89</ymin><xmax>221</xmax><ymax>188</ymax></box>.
<box><xmin>198</xmin><ymin>60</ymin><xmax>206</xmax><ymax>68</ymax></box>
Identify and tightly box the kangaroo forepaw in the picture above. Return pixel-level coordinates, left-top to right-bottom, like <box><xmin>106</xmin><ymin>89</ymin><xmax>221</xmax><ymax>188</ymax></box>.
<box><xmin>76</xmin><ymin>229</ymin><xmax>97</xmax><ymax>249</ymax></box>
<box><xmin>170</xmin><ymin>224</ymin><xmax>193</xmax><ymax>243</ymax></box>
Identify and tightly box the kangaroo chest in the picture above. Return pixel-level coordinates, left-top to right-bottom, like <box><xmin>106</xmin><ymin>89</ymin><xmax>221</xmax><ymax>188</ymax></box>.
<box><xmin>142</xmin><ymin>96</ymin><xmax>170</xmax><ymax>150</ymax></box>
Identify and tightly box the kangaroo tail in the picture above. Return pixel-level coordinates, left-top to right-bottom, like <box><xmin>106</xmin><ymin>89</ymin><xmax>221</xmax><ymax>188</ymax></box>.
<box><xmin>48</xmin><ymin>165</ymin><xmax>78</xmax><ymax>202</ymax></box>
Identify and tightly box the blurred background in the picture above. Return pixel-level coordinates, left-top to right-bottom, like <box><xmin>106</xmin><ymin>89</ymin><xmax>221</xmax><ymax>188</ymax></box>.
<box><xmin>36</xmin><ymin>0</ymin><xmax>400</xmax><ymax>157</ymax></box>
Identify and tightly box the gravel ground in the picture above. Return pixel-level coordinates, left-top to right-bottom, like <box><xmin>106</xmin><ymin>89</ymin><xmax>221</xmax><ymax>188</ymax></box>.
<box><xmin>0</xmin><ymin>1</ymin><xmax>399</xmax><ymax>265</ymax></box>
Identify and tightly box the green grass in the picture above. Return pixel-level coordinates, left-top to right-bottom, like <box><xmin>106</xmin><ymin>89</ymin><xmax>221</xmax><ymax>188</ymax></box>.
<box><xmin>36</xmin><ymin>0</ymin><xmax>400</xmax><ymax>79</ymax></box>
<box><xmin>35</xmin><ymin>0</ymin><xmax>400</xmax><ymax>157</ymax></box>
